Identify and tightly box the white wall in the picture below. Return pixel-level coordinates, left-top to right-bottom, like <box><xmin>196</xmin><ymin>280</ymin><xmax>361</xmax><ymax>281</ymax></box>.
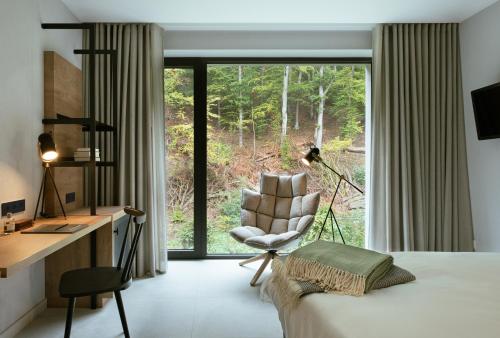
<box><xmin>0</xmin><ymin>0</ymin><xmax>80</xmax><ymax>335</ymax></box>
<box><xmin>164</xmin><ymin>30</ymin><xmax>372</xmax><ymax>57</ymax></box>
<box><xmin>461</xmin><ymin>1</ymin><xmax>500</xmax><ymax>252</ymax></box>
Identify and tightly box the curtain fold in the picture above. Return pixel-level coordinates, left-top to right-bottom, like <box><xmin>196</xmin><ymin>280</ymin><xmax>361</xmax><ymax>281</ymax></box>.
<box><xmin>83</xmin><ymin>23</ymin><xmax>167</xmax><ymax>276</ymax></box>
<box><xmin>369</xmin><ymin>23</ymin><xmax>474</xmax><ymax>252</ymax></box>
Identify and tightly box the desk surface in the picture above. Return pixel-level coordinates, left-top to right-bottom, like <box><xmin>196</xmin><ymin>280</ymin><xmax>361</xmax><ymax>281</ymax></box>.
<box><xmin>0</xmin><ymin>207</ymin><xmax>127</xmax><ymax>278</ymax></box>
<box><xmin>68</xmin><ymin>206</ymin><xmax>126</xmax><ymax>219</ymax></box>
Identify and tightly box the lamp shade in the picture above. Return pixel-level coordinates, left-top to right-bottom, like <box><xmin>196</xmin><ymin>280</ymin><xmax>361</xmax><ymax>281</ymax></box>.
<box><xmin>38</xmin><ymin>133</ymin><xmax>58</xmax><ymax>162</ymax></box>
<box><xmin>301</xmin><ymin>147</ymin><xmax>320</xmax><ymax>166</ymax></box>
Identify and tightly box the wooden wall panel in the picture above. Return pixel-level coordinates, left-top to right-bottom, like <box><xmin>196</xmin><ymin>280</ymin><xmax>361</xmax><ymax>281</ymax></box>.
<box><xmin>45</xmin><ymin>235</ymin><xmax>92</xmax><ymax>308</ymax></box>
<box><xmin>43</xmin><ymin>51</ymin><xmax>84</xmax><ymax>215</ymax></box>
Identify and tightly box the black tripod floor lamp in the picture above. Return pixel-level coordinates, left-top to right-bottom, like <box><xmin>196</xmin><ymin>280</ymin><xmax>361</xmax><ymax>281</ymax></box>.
<box><xmin>33</xmin><ymin>133</ymin><xmax>67</xmax><ymax>221</ymax></box>
<box><xmin>302</xmin><ymin>146</ymin><xmax>364</xmax><ymax>244</ymax></box>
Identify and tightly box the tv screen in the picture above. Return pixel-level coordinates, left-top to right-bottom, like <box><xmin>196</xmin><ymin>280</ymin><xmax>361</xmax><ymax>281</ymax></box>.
<box><xmin>472</xmin><ymin>82</ymin><xmax>500</xmax><ymax>140</ymax></box>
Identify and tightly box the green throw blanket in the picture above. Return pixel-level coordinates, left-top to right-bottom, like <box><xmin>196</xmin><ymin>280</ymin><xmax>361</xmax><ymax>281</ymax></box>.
<box><xmin>274</xmin><ymin>241</ymin><xmax>394</xmax><ymax>297</ymax></box>
<box><xmin>273</xmin><ymin>258</ymin><xmax>415</xmax><ymax>298</ymax></box>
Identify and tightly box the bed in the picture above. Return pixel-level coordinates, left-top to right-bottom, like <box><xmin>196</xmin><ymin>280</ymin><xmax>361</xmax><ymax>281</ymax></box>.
<box><xmin>263</xmin><ymin>252</ymin><xmax>500</xmax><ymax>338</ymax></box>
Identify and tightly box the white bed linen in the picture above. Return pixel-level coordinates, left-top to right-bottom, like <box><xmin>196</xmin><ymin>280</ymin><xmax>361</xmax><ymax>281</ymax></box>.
<box><xmin>264</xmin><ymin>252</ymin><xmax>500</xmax><ymax>338</ymax></box>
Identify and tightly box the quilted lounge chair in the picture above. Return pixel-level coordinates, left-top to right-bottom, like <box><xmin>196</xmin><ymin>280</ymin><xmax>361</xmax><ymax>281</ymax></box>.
<box><xmin>230</xmin><ymin>172</ymin><xmax>320</xmax><ymax>286</ymax></box>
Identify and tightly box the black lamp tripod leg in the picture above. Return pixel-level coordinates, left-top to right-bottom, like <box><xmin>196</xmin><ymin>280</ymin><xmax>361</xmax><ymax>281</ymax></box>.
<box><xmin>317</xmin><ymin>209</ymin><xmax>329</xmax><ymax>240</ymax></box>
<box><xmin>40</xmin><ymin>169</ymin><xmax>47</xmax><ymax>217</ymax></box>
<box><xmin>318</xmin><ymin>179</ymin><xmax>343</xmax><ymax>241</ymax></box>
<box><xmin>33</xmin><ymin>168</ymin><xmax>48</xmax><ymax>221</ymax></box>
<box><xmin>329</xmin><ymin>210</ymin><xmax>335</xmax><ymax>242</ymax></box>
<box><xmin>46</xmin><ymin>167</ymin><xmax>67</xmax><ymax>219</ymax></box>
<box><xmin>331</xmin><ymin>210</ymin><xmax>345</xmax><ymax>244</ymax></box>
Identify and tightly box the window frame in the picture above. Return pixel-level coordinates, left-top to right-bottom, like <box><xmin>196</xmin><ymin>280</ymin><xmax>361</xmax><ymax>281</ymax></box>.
<box><xmin>164</xmin><ymin>57</ymin><xmax>372</xmax><ymax>259</ymax></box>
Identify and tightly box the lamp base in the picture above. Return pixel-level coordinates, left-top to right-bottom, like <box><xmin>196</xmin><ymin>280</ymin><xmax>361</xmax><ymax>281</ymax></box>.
<box><xmin>33</xmin><ymin>166</ymin><xmax>67</xmax><ymax>221</ymax></box>
<box><xmin>317</xmin><ymin>206</ymin><xmax>346</xmax><ymax>244</ymax></box>
<box><xmin>317</xmin><ymin>177</ymin><xmax>346</xmax><ymax>244</ymax></box>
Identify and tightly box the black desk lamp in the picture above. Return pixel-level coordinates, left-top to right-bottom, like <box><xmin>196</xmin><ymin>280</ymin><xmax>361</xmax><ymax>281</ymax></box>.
<box><xmin>302</xmin><ymin>146</ymin><xmax>364</xmax><ymax>244</ymax></box>
<box><xmin>33</xmin><ymin>133</ymin><xmax>67</xmax><ymax>220</ymax></box>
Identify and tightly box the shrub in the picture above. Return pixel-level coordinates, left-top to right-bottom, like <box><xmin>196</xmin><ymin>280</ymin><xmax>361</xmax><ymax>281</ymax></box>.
<box><xmin>167</xmin><ymin>124</ymin><xmax>194</xmax><ymax>156</ymax></box>
<box><xmin>301</xmin><ymin>205</ymin><xmax>365</xmax><ymax>248</ymax></box>
<box><xmin>280</xmin><ymin>136</ymin><xmax>294</xmax><ymax>170</ymax></box>
<box><xmin>208</xmin><ymin>140</ymin><xmax>233</xmax><ymax>166</ymax></box>
<box><xmin>169</xmin><ymin>207</ymin><xmax>194</xmax><ymax>248</ymax></box>
<box><xmin>353</xmin><ymin>165</ymin><xmax>365</xmax><ymax>187</ymax></box>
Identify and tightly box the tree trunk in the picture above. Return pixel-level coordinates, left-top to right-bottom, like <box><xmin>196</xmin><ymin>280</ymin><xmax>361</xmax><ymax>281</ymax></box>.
<box><xmin>238</xmin><ymin>65</ymin><xmax>243</xmax><ymax>147</ymax></box>
<box><xmin>281</xmin><ymin>65</ymin><xmax>290</xmax><ymax>146</ymax></box>
<box><xmin>251</xmin><ymin>106</ymin><xmax>256</xmax><ymax>160</ymax></box>
<box><xmin>309</xmin><ymin>72</ymin><xmax>315</xmax><ymax>119</ymax></box>
<box><xmin>315</xmin><ymin>65</ymin><xmax>325</xmax><ymax>149</ymax></box>
<box><xmin>294</xmin><ymin>71</ymin><xmax>302</xmax><ymax>130</ymax></box>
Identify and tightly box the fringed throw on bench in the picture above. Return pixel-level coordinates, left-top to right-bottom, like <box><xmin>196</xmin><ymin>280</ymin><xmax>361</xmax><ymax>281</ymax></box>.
<box><xmin>271</xmin><ymin>241</ymin><xmax>399</xmax><ymax>306</ymax></box>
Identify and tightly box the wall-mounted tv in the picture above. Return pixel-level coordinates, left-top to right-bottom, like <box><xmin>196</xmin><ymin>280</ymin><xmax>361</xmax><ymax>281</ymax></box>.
<box><xmin>472</xmin><ymin>82</ymin><xmax>500</xmax><ymax>140</ymax></box>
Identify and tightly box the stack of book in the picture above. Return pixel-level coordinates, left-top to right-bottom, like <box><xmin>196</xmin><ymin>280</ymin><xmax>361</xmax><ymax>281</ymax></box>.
<box><xmin>74</xmin><ymin>148</ymin><xmax>100</xmax><ymax>162</ymax></box>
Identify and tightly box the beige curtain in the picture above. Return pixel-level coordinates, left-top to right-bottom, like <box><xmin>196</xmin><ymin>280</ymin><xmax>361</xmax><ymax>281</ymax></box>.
<box><xmin>369</xmin><ymin>23</ymin><xmax>474</xmax><ymax>252</ymax></box>
<box><xmin>83</xmin><ymin>23</ymin><xmax>167</xmax><ymax>276</ymax></box>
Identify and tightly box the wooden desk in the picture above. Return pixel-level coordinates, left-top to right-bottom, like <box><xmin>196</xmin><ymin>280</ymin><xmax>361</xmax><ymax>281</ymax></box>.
<box><xmin>68</xmin><ymin>206</ymin><xmax>126</xmax><ymax>220</ymax></box>
<box><xmin>0</xmin><ymin>215</ymin><xmax>110</xmax><ymax>279</ymax></box>
<box><xmin>0</xmin><ymin>207</ymin><xmax>126</xmax><ymax>308</ymax></box>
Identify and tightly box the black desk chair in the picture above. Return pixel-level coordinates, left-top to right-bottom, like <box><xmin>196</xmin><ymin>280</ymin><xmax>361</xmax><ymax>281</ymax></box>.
<box><xmin>59</xmin><ymin>207</ymin><xmax>146</xmax><ymax>338</ymax></box>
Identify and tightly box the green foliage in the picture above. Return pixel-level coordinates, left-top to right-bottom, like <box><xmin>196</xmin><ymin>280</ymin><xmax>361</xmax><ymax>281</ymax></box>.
<box><xmin>353</xmin><ymin>165</ymin><xmax>366</xmax><ymax>187</ymax></box>
<box><xmin>208</xmin><ymin>140</ymin><xmax>232</xmax><ymax>166</ymax></box>
<box><xmin>211</xmin><ymin>190</ymin><xmax>241</xmax><ymax>232</ymax></box>
<box><xmin>330</xmin><ymin>65</ymin><xmax>366</xmax><ymax>139</ymax></box>
<box><xmin>301</xmin><ymin>207</ymin><xmax>365</xmax><ymax>248</ymax></box>
<box><xmin>207</xmin><ymin>189</ymin><xmax>263</xmax><ymax>254</ymax></box>
<box><xmin>167</xmin><ymin>124</ymin><xmax>193</xmax><ymax>156</ymax></box>
<box><xmin>207</xmin><ymin>126</ymin><xmax>233</xmax><ymax>166</ymax></box>
<box><xmin>164</xmin><ymin>68</ymin><xmax>193</xmax><ymax>113</ymax></box>
<box><xmin>169</xmin><ymin>207</ymin><xmax>194</xmax><ymax>249</ymax></box>
<box><xmin>322</xmin><ymin>137</ymin><xmax>353</xmax><ymax>153</ymax></box>
<box><xmin>279</xmin><ymin>136</ymin><xmax>294</xmax><ymax>170</ymax></box>
<box><xmin>205</xmin><ymin>64</ymin><xmax>366</xmax><ymax>143</ymax></box>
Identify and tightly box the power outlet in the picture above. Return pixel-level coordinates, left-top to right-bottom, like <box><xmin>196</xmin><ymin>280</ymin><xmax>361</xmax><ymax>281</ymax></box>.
<box><xmin>1</xmin><ymin>199</ymin><xmax>25</xmax><ymax>216</ymax></box>
<box><xmin>66</xmin><ymin>192</ymin><xmax>76</xmax><ymax>204</ymax></box>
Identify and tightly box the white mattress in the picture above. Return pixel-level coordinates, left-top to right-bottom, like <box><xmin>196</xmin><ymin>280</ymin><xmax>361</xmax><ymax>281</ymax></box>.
<box><xmin>264</xmin><ymin>252</ymin><xmax>500</xmax><ymax>338</ymax></box>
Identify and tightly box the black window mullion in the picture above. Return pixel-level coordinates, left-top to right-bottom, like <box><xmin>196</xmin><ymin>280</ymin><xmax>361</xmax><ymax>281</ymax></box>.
<box><xmin>193</xmin><ymin>60</ymin><xmax>207</xmax><ymax>258</ymax></box>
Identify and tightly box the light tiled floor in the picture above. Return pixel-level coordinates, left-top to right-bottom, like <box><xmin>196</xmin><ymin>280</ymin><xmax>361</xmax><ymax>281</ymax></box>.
<box><xmin>16</xmin><ymin>260</ymin><xmax>282</xmax><ymax>338</ymax></box>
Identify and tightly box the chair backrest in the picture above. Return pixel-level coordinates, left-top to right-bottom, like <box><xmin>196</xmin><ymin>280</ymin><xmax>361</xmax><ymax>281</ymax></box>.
<box><xmin>241</xmin><ymin>172</ymin><xmax>318</xmax><ymax>235</ymax></box>
<box><xmin>117</xmin><ymin>207</ymin><xmax>146</xmax><ymax>282</ymax></box>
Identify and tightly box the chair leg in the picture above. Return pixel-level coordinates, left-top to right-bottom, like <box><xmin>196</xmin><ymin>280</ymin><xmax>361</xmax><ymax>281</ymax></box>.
<box><xmin>64</xmin><ymin>297</ymin><xmax>76</xmax><ymax>338</ymax></box>
<box><xmin>239</xmin><ymin>252</ymin><xmax>267</xmax><ymax>266</ymax></box>
<box><xmin>250</xmin><ymin>252</ymin><xmax>273</xmax><ymax>286</ymax></box>
<box><xmin>115</xmin><ymin>290</ymin><xmax>130</xmax><ymax>338</ymax></box>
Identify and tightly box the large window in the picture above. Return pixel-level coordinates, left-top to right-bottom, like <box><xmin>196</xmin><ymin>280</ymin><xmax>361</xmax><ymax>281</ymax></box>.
<box><xmin>165</xmin><ymin>59</ymin><xmax>370</xmax><ymax>258</ymax></box>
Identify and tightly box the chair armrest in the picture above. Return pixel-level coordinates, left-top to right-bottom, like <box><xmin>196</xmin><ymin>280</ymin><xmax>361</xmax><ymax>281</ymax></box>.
<box><xmin>241</xmin><ymin>189</ymin><xmax>261</xmax><ymax>211</ymax></box>
<box><xmin>302</xmin><ymin>192</ymin><xmax>320</xmax><ymax>216</ymax></box>
<box><xmin>296</xmin><ymin>215</ymin><xmax>315</xmax><ymax>234</ymax></box>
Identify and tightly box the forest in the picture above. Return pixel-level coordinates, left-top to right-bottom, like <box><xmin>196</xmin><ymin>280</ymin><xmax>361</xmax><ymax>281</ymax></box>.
<box><xmin>165</xmin><ymin>63</ymin><xmax>367</xmax><ymax>254</ymax></box>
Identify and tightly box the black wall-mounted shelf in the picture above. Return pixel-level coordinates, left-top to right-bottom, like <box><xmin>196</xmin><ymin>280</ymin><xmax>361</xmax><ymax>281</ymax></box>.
<box><xmin>46</xmin><ymin>161</ymin><xmax>115</xmax><ymax>168</ymax></box>
<box><xmin>42</xmin><ymin>114</ymin><xmax>114</xmax><ymax>132</ymax></box>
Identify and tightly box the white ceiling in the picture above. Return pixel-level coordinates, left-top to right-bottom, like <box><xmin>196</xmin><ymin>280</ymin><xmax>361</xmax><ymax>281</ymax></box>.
<box><xmin>62</xmin><ymin>0</ymin><xmax>498</xmax><ymax>30</ymax></box>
